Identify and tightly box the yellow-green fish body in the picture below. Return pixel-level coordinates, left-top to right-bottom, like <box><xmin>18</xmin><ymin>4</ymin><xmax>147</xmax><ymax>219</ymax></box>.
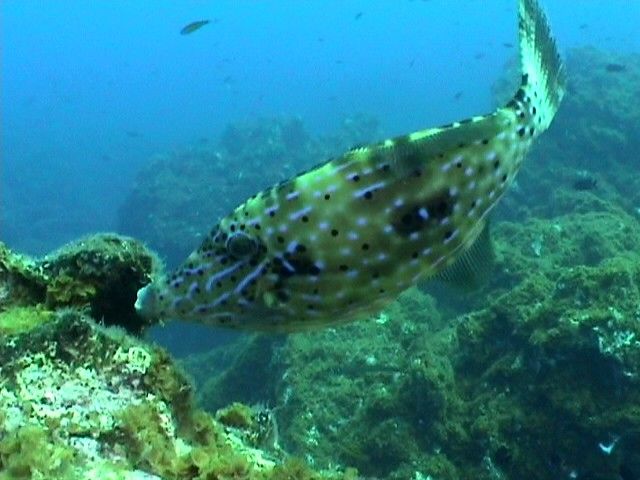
<box><xmin>137</xmin><ymin>0</ymin><xmax>565</xmax><ymax>331</ymax></box>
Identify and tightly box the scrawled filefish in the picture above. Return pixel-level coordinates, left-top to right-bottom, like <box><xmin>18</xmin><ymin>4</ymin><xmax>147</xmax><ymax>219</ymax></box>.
<box><xmin>136</xmin><ymin>0</ymin><xmax>566</xmax><ymax>332</ymax></box>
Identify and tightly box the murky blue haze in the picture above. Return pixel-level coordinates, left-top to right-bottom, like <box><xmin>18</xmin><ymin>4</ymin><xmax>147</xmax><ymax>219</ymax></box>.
<box><xmin>2</xmin><ymin>1</ymin><xmax>638</xmax><ymax>257</ymax></box>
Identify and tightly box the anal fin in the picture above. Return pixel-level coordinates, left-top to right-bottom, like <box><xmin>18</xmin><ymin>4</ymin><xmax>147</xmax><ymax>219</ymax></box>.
<box><xmin>435</xmin><ymin>220</ymin><xmax>495</xmax><ymax>292</ymax></box>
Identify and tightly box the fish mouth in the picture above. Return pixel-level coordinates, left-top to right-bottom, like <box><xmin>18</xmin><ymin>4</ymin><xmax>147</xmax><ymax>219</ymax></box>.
<box><xmin>135</xmin><ymin>284</ymin><xmax>157</xmax><ymax>319</ymax></box>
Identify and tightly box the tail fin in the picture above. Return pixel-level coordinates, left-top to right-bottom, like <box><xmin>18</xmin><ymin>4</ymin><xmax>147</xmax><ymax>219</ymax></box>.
<box><xmin>511</xmin><ymin>0</ymin><xmax>566</xmax><ymax>132</ymax></box>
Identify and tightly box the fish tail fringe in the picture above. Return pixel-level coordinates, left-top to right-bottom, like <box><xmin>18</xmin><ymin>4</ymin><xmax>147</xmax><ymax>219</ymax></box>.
<box><xmin>513</xmin><ymin>0</ymin><xmax>566</xmax><ymax>132</ymax></box>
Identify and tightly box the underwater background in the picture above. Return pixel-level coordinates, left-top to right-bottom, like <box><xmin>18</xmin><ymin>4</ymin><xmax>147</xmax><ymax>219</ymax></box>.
<box><xmin>1</xmin><ymin>1</ymin><xmax>640</xmax><ymax>479</ymax></box>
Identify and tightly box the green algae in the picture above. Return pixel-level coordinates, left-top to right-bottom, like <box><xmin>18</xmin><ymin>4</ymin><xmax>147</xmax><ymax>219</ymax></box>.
<box><xmin>0</xmin><ymin>306</ymin><xmax>53</xmax><ymax>335</ymax></box>
<box><xmin>0</xmin><ymin>424</ymin><xmax>76</xmax><ymax>480</ymax></box>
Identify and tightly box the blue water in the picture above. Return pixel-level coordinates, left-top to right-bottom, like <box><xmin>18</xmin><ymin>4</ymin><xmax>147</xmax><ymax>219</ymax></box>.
<box><xmin>2</xmin><ymin>0</ymin><xmax>639</xmax><ymax>255</ymax></box>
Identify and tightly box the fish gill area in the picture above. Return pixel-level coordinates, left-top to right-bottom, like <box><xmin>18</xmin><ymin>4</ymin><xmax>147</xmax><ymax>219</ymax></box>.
<box><xmin>1</xmin><ymin>46</ymin><xmax>639</xmax><ymax>480</ymax></box>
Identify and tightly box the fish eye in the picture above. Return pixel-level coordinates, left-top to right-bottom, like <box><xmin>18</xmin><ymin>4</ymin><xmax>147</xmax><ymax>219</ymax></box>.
<box><xmin>225</xmin><ymin>232</ymin><xmax>258</xmax><ymax>259</ymax></box>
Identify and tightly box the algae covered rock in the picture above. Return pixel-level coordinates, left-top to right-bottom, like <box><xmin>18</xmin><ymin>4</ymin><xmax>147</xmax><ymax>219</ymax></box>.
<box><xmin>0</xmin><ymin>242</ymin><xmax>46</xmax><ymax>311</ymax></box>
<box><xmin>1</xmin><ymin>234</ymin><xmax>159</xmax><ymax>335</ymax></box>
<box><xmin>38</xmin><ymin>233</ymin><xmax>160</xmax><ymax>334</ymax></box>
<box><xmin>0</xmin><ymin>238</ymin><xmax>356</xmax><ymax>480</ymax></box>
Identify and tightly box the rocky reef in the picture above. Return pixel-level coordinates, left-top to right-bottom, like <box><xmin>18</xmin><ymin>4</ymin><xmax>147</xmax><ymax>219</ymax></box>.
<box><xmin>181</xmin><ymin>47</ymin><xmax>640</xmax><ymax>480</ymax></box>
<box><xmin>0</xmin><ymin>239</ymin><xmax>356</xmax><ymax>480</ymax></box>
<box><xmin>3</xmin><ymin>45</ymin><xmax>638</xmax><ymax>480</ymax></box>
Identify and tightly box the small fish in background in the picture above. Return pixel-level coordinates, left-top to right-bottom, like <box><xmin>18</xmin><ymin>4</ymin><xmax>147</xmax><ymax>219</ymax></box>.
<box><xmin>354</xmin><ymin>12</ymin><xmax>364</xmax><ymax>20</ymax></box>
<box><xmin>409</xmin><ymin>58</ymin><xmax>416</xmax><ymax>68</ymax></box>
<box><xmin>180</xmin><ymin>20</ymin><xmax>210</xmax><ymax>36</ymax></box>
<box><xmin>572</xmin><ymin>172</ymin><xmax>598</xmax><ymax>191</ymax></box>
<box><xmin>502</xmin><ymin>42</ymin><xmax>514</xmax><ymax>48</ymax></box>
<box><xmin>453</xmin><ymin>91</ymin><xmax>464</xmax><ymax>101</ymax></box>
<box><xmin>125</xmin><ymin>130</ymin><xmax>142</xmax><ymax>139</ymax></box>
<box><xmin>605</xmin><ymin>63</ymin><xmax>627</xmax><ymax>73</ymax></box>
<box><xmin>579</xmin><ymin>23</ymin><xmax>589</xmax><ymax>30</ymax></box>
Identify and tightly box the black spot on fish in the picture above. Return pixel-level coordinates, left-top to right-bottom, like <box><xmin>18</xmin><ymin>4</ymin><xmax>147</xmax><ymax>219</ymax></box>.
<box><xmin>392</xmin><ymin>190</ymin><xmax>454</xmax><ymax>236</ymax></box>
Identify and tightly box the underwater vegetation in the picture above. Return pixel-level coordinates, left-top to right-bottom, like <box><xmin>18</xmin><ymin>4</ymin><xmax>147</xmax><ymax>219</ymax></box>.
<box><xmin>1</xmin><ymin>234</ymin><xmax>158</xmax><ymax>335</ymax></box>
<box><xmin>0</xmin><ymin>240</ymin><xmax>356</xmax><ymax>479</ymax></box>
<box><xmin>181</xmin><ymin>46</ymin><xmax>640</xmax><ymax>479</ymax></box>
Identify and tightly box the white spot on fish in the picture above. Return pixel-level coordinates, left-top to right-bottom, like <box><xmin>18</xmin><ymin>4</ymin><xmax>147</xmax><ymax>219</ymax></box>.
<box><xmin>444</xmin><ymin>229</ymin><xmax>459</xmax><ymax>245</ymax></box>
<box><xmin>347</xmin><ymin>231</ymin><xmax>359</xmax><ymax>241</ymax></box>
<box><xmin>289</xmin><ymin>206</ymin><xmax>312</xmax><ymax>221</ymax></box>
<box><xmin>318</xmin><ymin>221</ymin><xmax>329</xmax><ymax>230</ymax></box>
<box><xmin>356</xmin><ymin>217</ymin><xmax>368</xmax><ymax>226</ymax></box>
<box><xmin>286</xmin><ymin>191</ymin><xmax>300</xmax><ymax>201</ymax></box>
<box><xmin>354</xmin><ymin>181</ymin><xmax>386</xmax><ymax>199</ymax></box>
<box><xmin>188</xmin><ymin>282</ymin><xmax>199</xmax><ymax>298</ymax></box>
<box><xmin>206</xmin><ymin>263</ymin><xmax>243</xmax><ymax>291</ymax></box>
